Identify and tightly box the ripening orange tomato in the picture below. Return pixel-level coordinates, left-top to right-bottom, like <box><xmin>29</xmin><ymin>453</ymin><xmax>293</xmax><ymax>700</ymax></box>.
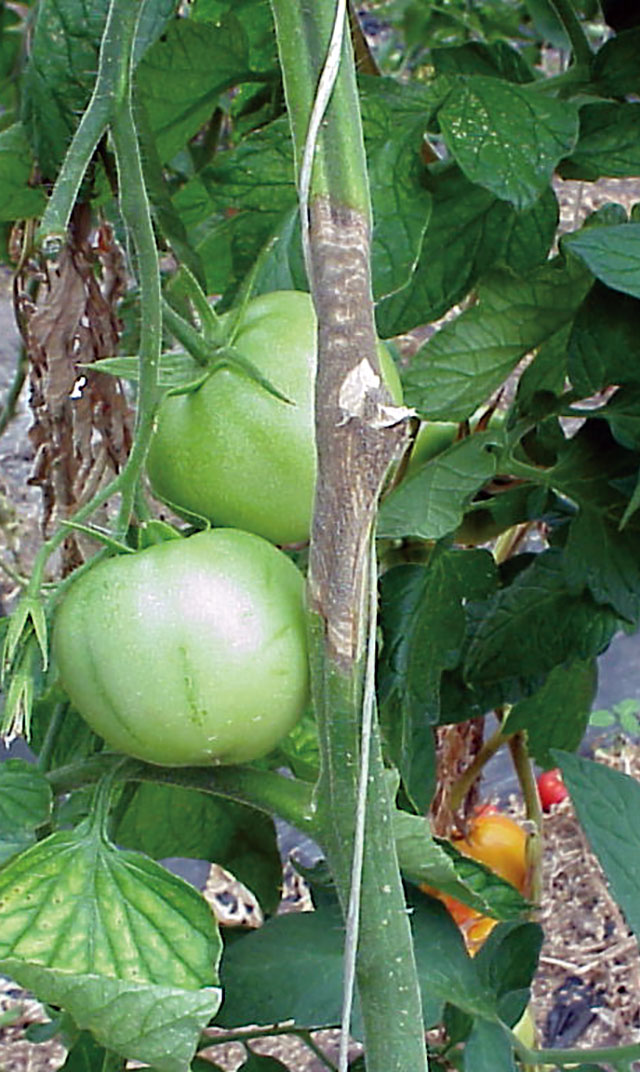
<box><xmin>453</xmin><ymin>811</ymin><xmax>528</xmax><ymax>893</ymax></box>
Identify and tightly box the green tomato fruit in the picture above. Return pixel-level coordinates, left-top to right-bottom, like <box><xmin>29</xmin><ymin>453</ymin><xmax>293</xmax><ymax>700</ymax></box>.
<box><xmin>147</xmin><ymin>290</ymin><xmax>403</xmax><ymax>545</ymax></box>
<box><xmin>53</xmin><ymin>529</ymin><xmax>309</xmax><ymax>766</ymax></box>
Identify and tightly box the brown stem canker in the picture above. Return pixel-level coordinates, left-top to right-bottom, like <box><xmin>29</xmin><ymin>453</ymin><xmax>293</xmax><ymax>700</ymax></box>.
<box><xmin>307</xmin><ymin>197</ymin><xmax>408</xmax><ymax>669</ymax></box>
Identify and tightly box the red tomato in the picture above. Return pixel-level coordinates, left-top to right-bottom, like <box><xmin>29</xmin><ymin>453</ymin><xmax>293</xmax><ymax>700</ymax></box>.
<box><xmin>537</xmin><ymin>768</ymin><xmax>569</xmax><ymax>810</ymax></box>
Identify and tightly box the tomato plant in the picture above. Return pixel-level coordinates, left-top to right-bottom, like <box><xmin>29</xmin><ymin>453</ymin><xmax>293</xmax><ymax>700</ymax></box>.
<box><xmin>147</xmin><ymin>290</ymin><xmax>402</xmax><ymax>545</ymax></box>
<box><xmin>53</xmin><ymin>529</ymin><xmax>309</xmax><ymax>766</ymax></box>
<box><xmin>537</xmin><ymin>768</ymin><xmax>569</xmax><ymax>810</ymax></box>
<box><xmin>1</xmin><ymin>1</ymin><xmax>640</xmax><ymax>1070</ymax></box>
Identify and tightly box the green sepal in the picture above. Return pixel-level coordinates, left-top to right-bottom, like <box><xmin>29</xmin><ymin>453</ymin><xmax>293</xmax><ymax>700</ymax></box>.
<box><xmin>2</xmin><ymin>594</ymin><xmax>48</xmax><ymax>680</ymax></box>
<box><xmin>135</xmin><ymin>520</ymin><xmax>184</xmax><ymax>549</ymax></box>
<box><xmin>1</xmin><ymin>636</ymin><xmax>38</xmax><ymax>739</ymax></box>
<box><xmin>59</xmin><ymin>520</ymin><xmax>135</xmax><ymax>555</ymax></box>
<box><xmin>166</xmin><ymin>264</ymin><xmax>224</xmax><ymax>346</ymax></box>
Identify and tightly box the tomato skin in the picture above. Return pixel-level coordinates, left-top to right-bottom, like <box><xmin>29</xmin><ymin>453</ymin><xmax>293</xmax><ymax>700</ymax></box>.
<box><xmin>453</xmin><ymin>812</ymin><xmax>528</xmax><ymax>893</ymax></box>
<box><xmin>147</xmin><ymin>291</ymin><xmax>402</xmax><ymax>545</ymax></box>
<box><xmin>537</xmin><ymin>768</ymin><xmax>568</xmax><ymax>810</ymax></box>
<box><xmin>52</xmin><ymin>529</ymin><xmax>309</xmax><ymax>766</ymax></box>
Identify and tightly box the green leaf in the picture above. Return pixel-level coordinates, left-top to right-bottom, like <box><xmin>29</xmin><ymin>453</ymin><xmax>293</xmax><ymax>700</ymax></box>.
<box><xmin>58</xmin><ymin>1032</ymin><xmax>113</xmax><ymax>1071</ymax></box>
<box><xmin>555</xmin><ymin>751</ymin><xmax>640</xmax><ymax>943</ymax></box>
<box><xmin>21</xmin><ymin>0</ymin><xmax>174</xmax><ymax>179</ymax></box>
<box><xmin>592</xmin><ymin>27</ymin><xmax>640</xmax><ymax>97</ymax></box>
<box><xmin>402</xmin><ymin>257</ymin><xmax>592</xmax><ymax>421</ymax></box>
<box><xmin>564</xmin><ymin>223</ymin><xmax>640</xmax><ymax>300</ymax></box>
<box><xmin>378</xmin><ymin>551</ymin><xmax>497</xmax><ymax>809</ymax></box>
<box><xmin>568</xmin><ymin>282</ymin><xmax>640</xmax><ymax>395</ymax></box>
<box><xmin>0</xmin><ymin>817</ymin><xmax>221</xmax><ymax>1070</ymax></box>
<box><xmin>593</xmin><ymin>385</ymin><xmax>640</xmax><ymax>452</ymax></box>
<box><xmin>522</xmin><ymin>0</ymin><xmax>569</xmax><ymax>47</ymax></box>
<box><xmin>502</xmin><ymin>660</ymin><xmax>596</xmax><ymax>769</ymax></box>
<box><xmin>0</xmin><ymin>124</ymin><xmax>46</xmax><ymax>221</ymax></box>
<box><xmin>1</xmin><ymin>961</ymin><xmax>220</xmax><ymax>1072</ymax></box>
<box><xmin>473</xmin><ymin>921</ymin><xmax>543</xmax><ymax>1025</ymax></box>
<box><xmin>238</xmin><ymin>1057</ymin><xmax>291</xmax><ymax>1071</ymax></box>
<box><xmin>515</xmin><ymin>324</ymin><xmax>571</xmax><ymax>417</ymax></box>
<box><xmin>115</xmin><ymin>784</ymin><xmax>282</xmax><ymax>915</ymax></box>
<box><xmin>378</xmin><ymin>431</ymin><xmax>501</xmax><ymax>541</ymax></box>
<box><xmin>464</xmin><ymin>550</ymin><xmax>619</xmax><ymax>688</ymax></box>
<box><xmin>375</xmin><ymin>163</ymin><xmax>512</xmax><ymax>337</ymax></box>
<box><xmin>564</xmin><ymin>508</ymin><xmax>640</xmax><ymax>623</ymax></box>
<box><xmin>21</xmin><ymin>0</ymin><xmax>110</xmax><ymax>178</ymax></box>
<box><xmin>189</xmin><ymin>0</ymin><xmax>278</xmax><ymax>71</ymax></box>
<box><xmin>432</xmin><ymin>41</ymin><xmax>535</xmax><ymax>83</ymax></box>
<box><xmin>499</xmin><ymin>184</ymin><xmax>559</xmax><ymax>277</ymax></box>
<box><xmin>407</xmin><ymin>889</ymin><xmax>496</xmax><ymax>1021</ymax></box>
<box><xmin>463</xmin><ymin>1019</ymin><xmax>516</xmax><ymax>1072</ymax></box>
<box><xmin>0</xmin><ymin>760</ymin><xmax>52</xmax><ymax>866</ymax></box>
<box><xmin>136</xmin><ymin>16</ymin><xmax>250</xmax><ymax>164</ymax></box>
<box><xmin>437</xmin><ymin>78</ymin><xmax>579</xmax><ymax>210</ymax></box>
<box><xmin>216</xmin><ymin>896</ymin><xmax>357</xmax><ymax>1032</ymax></box>
<box><xmin>560</xmin><ymin>103</ymin><xmax>640</xmax><ymax>181</ymax></box>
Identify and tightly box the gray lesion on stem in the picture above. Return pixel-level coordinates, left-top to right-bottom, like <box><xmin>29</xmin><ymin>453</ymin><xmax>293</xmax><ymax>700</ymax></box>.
<box><xmin>308</xmin><ymin>196</ymin><xmax>409</xmax><ymax>670</ymax></box>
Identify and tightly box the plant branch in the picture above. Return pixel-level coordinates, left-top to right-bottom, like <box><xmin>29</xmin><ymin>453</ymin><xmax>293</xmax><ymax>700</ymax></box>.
<box><xmin>548</xmin><ymin>0</ymin><xmax>592</xmax><ymax>66</ymax></box>
<box><xmin>47</xmin><ymin>755</ymin><xmax>317</xmax><ymax>834</ymax></box>
<box><xmin>110</xmin><ymin>48</ymin><xmax>162</xmax><ymax>536</ymax></box>
<box><xmin>508</xmin><ymin>733</ymin><xmax>544</xmax><ymax>906</ymax></box>
<box><xmin>36</xmin><ymin>0</ymin><xmax>141</xmax><ymax>253</ymax></box>
<box><xmin>510</xmin><ymin>1032</ymin><xmax>640</xmax><ymax>1069</ymax></box>
<box><xmin>449</xmin><ymin>725</ymin><xmax>510</xmax><ymax>813</ymax></box>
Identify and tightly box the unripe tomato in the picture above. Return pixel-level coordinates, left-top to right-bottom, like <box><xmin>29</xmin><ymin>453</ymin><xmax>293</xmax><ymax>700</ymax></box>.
<box><xmin>537</xmin><ymin>768</ymin><xmax>569</xmax><ymax>810</ymax></box>
<box><xmin>453</xmin><ymin>811</ymin><xmax>528</xmax><ymax>893</ymax></box>
<box><xmin>147</xmin><ymin>291</ymin><xmax>403</xmax><ymax>546</ymax></box>
<box><xmin>53</xmin><ymin>529</ymin><xmax>309</xmax><ymax>766</ymax></box>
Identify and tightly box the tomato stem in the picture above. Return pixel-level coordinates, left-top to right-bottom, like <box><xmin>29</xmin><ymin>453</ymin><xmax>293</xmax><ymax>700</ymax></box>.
<box><xmin>508</xmin><ymin>733</ymin><xmax>544</xmax><ymax>906</ymax></box>
<box><xmin>547</xmin><ymin>0</ymin><xmax>593</xmax><ymax>67</ymax></box>
<box><xmin>35</xmin><ymin>0</ymin><xmax>142</xmax><ymax>252</ymax></box>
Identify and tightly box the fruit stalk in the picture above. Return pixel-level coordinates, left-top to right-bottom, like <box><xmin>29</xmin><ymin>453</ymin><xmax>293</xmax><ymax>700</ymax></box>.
<box><xmin>271</xmin><ymin>2</ymin><xmax>428</xmax><ymax>1070</ymax></box>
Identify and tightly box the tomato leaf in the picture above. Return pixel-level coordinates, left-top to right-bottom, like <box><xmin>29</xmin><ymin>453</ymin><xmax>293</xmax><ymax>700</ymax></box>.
<box><xmin>437</xmin><ymin>78</ymin><xmax>579</xmax><ymax>210</ymax></box>
<box><xmin>564</xmin><ymin>223</ymin><xmax>640</xmax><ymax>300</ymax></box>
<box><xmin>378</xmin><ymin>431</ymin><xmax>501</xmax><ymax>541</ymax></box>
<box><xmin>135</xmin><ymin>16</ymin><xmax>251</xmax><ymax>164</ymax></box>
<box><xmin>567</xmin><ymin>282</ymin><xmax>640</xmax><ymax>396</ymax></box>
<box><xmin>402</xmin><ymin>257</ymin><xmax>592</xmax><ymax>422</ymax></box>
<box><xmin>0</xmin><ymin>760</ymin><xmax>52</xmax><ymax>866</ymax></box>
<box><xmin>502</xmin><ymin>660</ymin><xmax>596</xmax><ymax>769</ymax></box>
<box><xmin>555</xmin><ymin>751</ymin><xmax>640</xmax><ymax>945</ymax></box>
<box><xmin>378</xmin><ymin>550</ymin><xmax>497</xmax><ymax>810</ymax></box>
<box><xmin>0</xmin><ymin>820</ymin><xmax>222</xmax><ymax>1071</ymax></box>
<box><xmin>560</xmin><ymin>102</ymin><xmax>640</xmax><ymax>181</ymax></box>
<box><xmin>115</xmin><ymin>784</ymin><xmax>282</xmax><ymax>915</ymax></box>
<box><xmin>462</xmin><ymin>1019</ymin><xmax>517</xmax><ymax>1072</ymax></box>
<box><xmin>464</xmin><ymin>550</ymin><xmax>619</xmax><ymax>690</ymax></box>
<box><xmin>0</xmin><ymin>124</ymin><xmax>47</xmax><ymax>221</ymax></box>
